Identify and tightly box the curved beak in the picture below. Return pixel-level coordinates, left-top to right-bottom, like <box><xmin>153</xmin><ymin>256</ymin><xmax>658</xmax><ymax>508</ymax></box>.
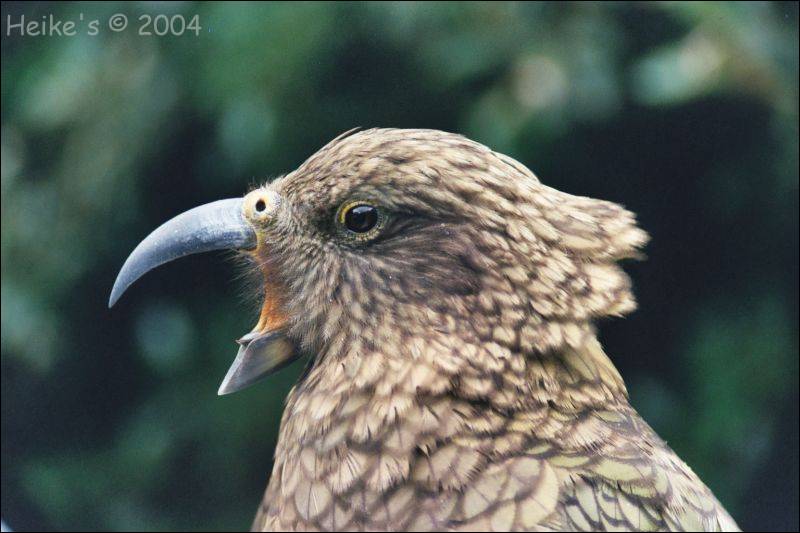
<box><xmin>108</xmin><ymin>198</ymin><xmax>256</xmax><ymax>308</ymax></box>
<box><xmin>109</xmin><ymin>195</ymin><xmax>299</xmax><ymax>395</ymax></box>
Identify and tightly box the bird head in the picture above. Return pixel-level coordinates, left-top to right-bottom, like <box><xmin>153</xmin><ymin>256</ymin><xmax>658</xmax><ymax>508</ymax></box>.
<box><xmin>110</xmin><ymin>128</ymin><xmax>647</xmax><ymax>398</ymax></box>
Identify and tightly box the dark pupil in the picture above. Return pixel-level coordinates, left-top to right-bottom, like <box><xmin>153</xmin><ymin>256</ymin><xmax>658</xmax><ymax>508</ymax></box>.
<box><xmin>345</xmin><ymin>205</ymin><xmax>378</xmax><ymax>233</ymax></box>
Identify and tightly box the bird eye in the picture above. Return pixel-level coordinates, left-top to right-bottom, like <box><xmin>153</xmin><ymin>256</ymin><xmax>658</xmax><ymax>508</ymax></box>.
<box><xmin>344</xmin><ymin>204</ymin><xmax>378</xmax><ymax>233</ymax></box>
<box><xmin>336</xmin><ymin>201</ymin><xmax>385</xmax><ymax>240</ymax></box>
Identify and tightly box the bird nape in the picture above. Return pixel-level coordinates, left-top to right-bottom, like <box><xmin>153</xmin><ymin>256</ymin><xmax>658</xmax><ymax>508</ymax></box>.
<box><xmin>110</xmin><ymin>128</ymin><xmax>739</xmax><ymax>532</ymax></box>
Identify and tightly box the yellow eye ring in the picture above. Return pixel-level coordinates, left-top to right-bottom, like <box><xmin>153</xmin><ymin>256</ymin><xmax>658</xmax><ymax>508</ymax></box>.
<box><xmin>336</xmin><ymin>200</ymin><xmax>386</xmax><ymax>241</ymax></box>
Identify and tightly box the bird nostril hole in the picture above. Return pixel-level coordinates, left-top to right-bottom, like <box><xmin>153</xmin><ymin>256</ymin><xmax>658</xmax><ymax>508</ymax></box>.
<box><xmin>255</xmin><ymin>199</ymin><xmax>267</xmax><ymax>213</ymax></box>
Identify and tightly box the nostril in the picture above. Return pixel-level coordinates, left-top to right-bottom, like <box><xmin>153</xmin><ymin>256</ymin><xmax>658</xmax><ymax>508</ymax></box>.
<box><xmin>255</xmin><ymin>199</ymin><xmax>267</xmax><ymax>213</ymax></box>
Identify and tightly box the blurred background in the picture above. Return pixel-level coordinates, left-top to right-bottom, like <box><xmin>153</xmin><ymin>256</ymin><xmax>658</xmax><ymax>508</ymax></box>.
<box><xmin>1</xmin><ymin>1</ymin><xmax>797</xmax><ymax>531</ymax></box>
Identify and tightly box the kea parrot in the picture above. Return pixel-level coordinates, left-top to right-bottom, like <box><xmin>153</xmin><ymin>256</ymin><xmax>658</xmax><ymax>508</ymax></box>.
<box><xmin>110</xmin><ymin>128</ymin><xmax>740</xmax><ymax>531</ymax></box>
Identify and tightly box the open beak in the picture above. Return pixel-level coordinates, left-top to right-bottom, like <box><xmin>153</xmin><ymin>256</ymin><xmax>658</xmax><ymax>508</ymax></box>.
<box><xmin>109</xmin><ymin>195</ymin><xmax>299</xmax><ymax>395</ymax></box>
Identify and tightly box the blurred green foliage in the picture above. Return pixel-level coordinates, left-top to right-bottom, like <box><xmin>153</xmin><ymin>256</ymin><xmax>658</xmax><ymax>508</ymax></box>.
<box><xmin>1</xmin><ymin>2</ymin><xmax>797</xmax><ymax>531</ymax></box>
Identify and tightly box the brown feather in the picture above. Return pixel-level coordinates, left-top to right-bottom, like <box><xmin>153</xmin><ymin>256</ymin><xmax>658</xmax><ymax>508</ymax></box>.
<box><xmin>243</xmin><ymin>129</ymin><xmax>737</xmax><ymax>532</ymax></box>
